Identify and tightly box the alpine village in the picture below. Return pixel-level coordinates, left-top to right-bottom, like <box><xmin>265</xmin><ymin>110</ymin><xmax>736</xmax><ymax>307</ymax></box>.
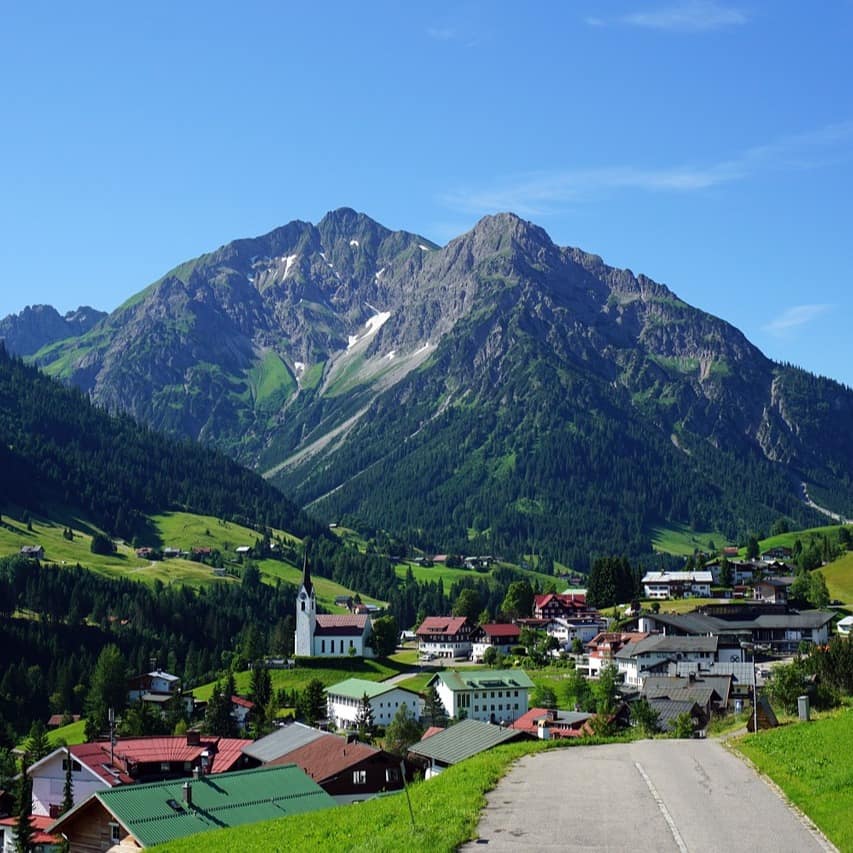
<box><xmin>2</xmin><ymin>209</ymin><xmax>853</xmax><ymax>853</ymax></box>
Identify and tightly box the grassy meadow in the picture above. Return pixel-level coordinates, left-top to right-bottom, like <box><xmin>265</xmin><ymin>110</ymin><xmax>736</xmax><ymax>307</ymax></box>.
<box><xmin>189</xmin><ymin>658</ymin><xmax>410</xmax><ymax>702</ymax></box>
<box><xmin>734</xmin><ymin>709</ymin><xmax>853</xmax><ymax>851</ymax></box>
<box><xmin>650</xmin><ymin>522</ymin><xmax>730</xmax><ymax>556</ymax></box>
<box><xmin>821</xmin><ymin>551</ymin><xmax>853</xmax><ymax>609</ymax></box>
<box><xmin>0</xmin><ymin>508</ymin><xmax>385</xmax><ymax>607</ymax></box>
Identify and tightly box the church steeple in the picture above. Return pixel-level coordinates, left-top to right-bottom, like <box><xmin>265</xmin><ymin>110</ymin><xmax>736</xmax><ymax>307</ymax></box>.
<box><xmin>301</xmin><ymin>554</ymin><xmax>313</xmax><ymax>597</ymax></box>
<box><xmin>295</xmin><ymin>553</ymin><xmax>316</xmax><ymax>656</ymax></box>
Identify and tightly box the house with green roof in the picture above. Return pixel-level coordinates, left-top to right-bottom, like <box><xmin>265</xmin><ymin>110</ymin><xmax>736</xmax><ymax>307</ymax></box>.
<box><xmin>325</xmin><ymin>677</ymin><xmax>423</xmax><ymax>729</ymax></box>
<box><xmin>427</xmin><ymin>669</ymin><xmax>534</xmax><ymax>725</ymax></box>
<box><xmin>47</xmin><ymin>764</ymin><xmax>334</xmax><ymax>851</ymax></box>
<box><xmin>408</xmin><ymin>718</ymin><xmax>527</xmax><ymax>778</ymax></box>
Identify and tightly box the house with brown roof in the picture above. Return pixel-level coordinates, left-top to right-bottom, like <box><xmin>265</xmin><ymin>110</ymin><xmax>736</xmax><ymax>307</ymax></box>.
<box><xmin>415</xmin><ymin>616</ymin><xmax>475</xmax><ymax>659</ymax></box>
<box><xmin>586</xmin><ymin>632</ymin><xmax>648</xmax><ymax>678</ymax></box>
<box><xmin>27</xmin><ymin>735</ymin><xmax>253</xmax><ymax>818</ymax></box>
<box><xmin>471</xmin><ymin>623</ymin><xmax>520</xmax><ymax>661</ymax></box>
<box><xmin>266</xmin><ymin>732</ymin><xmax>414</xmax><ymax>804</ymax></box>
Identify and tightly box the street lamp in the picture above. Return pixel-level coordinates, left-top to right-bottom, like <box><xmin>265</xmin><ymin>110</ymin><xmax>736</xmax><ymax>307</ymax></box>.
<box><xmin>740</xmin><ymin>641</ymin><xmax>758</xmax><ymax>733</ymax></box>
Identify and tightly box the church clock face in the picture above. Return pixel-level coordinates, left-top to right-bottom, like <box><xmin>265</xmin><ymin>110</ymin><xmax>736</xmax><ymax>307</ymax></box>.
<box><xmin>299</xmin><ymin>592</ymin><xmax>306</xmax><ymax>601</ymax></box>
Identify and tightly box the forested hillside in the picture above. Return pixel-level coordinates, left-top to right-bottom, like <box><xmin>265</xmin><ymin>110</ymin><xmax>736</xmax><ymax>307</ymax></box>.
<box><xmin>0</xmin><ymin>345</ymin><xmax>324</xmax><ymax>543</ymax></box>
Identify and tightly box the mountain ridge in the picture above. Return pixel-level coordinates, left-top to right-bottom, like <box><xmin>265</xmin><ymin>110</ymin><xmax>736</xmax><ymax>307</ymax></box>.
<box><xmin>5</xmin><ymin>208</ymin><xmax>851</xmax><ymax>567</ymax></box>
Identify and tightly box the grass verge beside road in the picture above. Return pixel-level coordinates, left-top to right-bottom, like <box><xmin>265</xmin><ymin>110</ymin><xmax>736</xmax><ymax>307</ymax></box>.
<box><xmin>734</xmin><ymin>709</ymin><xmax>853</xmax><ymax>852</ymax></box>
<box><xmin>157</xmin><ymin>736</ymin><xmax>627</xmax><ymax>853</ymax></box>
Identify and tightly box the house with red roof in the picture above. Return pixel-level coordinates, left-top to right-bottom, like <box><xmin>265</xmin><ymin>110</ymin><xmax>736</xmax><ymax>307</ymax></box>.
<box><xmin>533</xmin><ymin>592</ymin><xmax>589</xmax><ymax>620</ymax></box>
<box><xmin>471</xmin><ymin>623</ymin><xmax>520</xmax><ymax>662</ymax></box>
<box><xmin>415</xmin><ymin>616</ymin><xmax>475</xmax><ymax>660</ymax></box>
<box><xmin>27</xmin><ymin>734</ymin><xmax>253</xmax><ymax>818</ymax></box>
<box><xmin>0</xmin><ymin>814</ymin><xmax>61</xmax><ymax>852</ymax></box>
<box><xmin>509</xmin><ymin>707</ymin><xmax>594</xmax><ymax>739</ymax></box>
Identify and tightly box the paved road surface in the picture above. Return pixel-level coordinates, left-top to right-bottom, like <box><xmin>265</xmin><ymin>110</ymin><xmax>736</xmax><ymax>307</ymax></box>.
<box><xmin>460</xmin><ymin>739</ymin><xmax>834</xmax><ymax>852</ymax></box>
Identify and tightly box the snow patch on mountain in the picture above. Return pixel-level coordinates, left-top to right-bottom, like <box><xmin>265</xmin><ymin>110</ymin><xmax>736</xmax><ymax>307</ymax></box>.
<box><xmin>347</xmin><ymin>309</ymin><xmax>391</xmax><ymax>349</ymax></box>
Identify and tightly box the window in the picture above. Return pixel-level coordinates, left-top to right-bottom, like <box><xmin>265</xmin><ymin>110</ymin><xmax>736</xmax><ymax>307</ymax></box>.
<box><xmin>321</xmin><ymin>640</ymin><xmax>326</xmax><ymax>653</ymax></box>
<box><xmin>62</xmin><ymin>758</ymin><xmax>82</xmax><ymax>772</ymax></box>
<box><xmin>386</xmin><ymin>768</ymin><xmax>399</xmax><ymax>783</ymax></box>
<box><xmin>160</xmin><ymin>762</ymin><xmax>171</xmax><ymax>772</ymax></box>
<box><xmin>474</xmin><ymin>705</ymin><xmax>479</xmax><ymax>712</ymax></box>
<box><xmin>353</xmin><ymin>770</ymin><xmax>367</xmax><ymax>785</ymax></box>
<box><xmin>110</xmin><ymin>822</ymin><xmax>121</xmax><ymax>842</ymax></box>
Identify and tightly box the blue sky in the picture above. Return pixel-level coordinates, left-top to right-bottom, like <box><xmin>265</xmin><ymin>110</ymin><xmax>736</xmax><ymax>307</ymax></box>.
<box><xmin>2</xmin><ymin>1</ymin><xmax>852</xmax><ymax>385</ymax></box>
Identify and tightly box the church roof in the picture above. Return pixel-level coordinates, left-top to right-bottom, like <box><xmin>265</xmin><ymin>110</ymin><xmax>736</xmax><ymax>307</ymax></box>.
<box><xmin>314</xmin><ymin>614</ymin><xmax>369</xmax><ymax>636</ymax></box>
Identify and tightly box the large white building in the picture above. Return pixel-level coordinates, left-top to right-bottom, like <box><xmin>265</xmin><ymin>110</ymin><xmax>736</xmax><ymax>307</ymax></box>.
<box><xmin>295</xmin><ymin>560</ymin><xmax>374</xmax><ymax>657</ymax></box>
<box><xmin>427</xmin><ymin>669</ymin><xmax>534</xmax><ymax>725</ymax></box>
<box><xmin>641</xmin><ymin>571</ymin><xmax>713</xmax><ymax>599</ymax></box>
<box><xmin>325</xmin><ymin>678</ymin><xmax>423</xmax><ymax>729</ymax></box>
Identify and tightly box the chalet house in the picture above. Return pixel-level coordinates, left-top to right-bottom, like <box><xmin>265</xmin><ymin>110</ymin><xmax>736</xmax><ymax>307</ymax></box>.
<box><xmin>0</xmin><ymin>814</ymin><xmax>60</xmax><ymax>852</ymax></box>
<box><xmin>471</xmin><ymin>623</ymin><xmax>521</xmax><ymax>661</ymax></box>
<box><xmin>586</xmin><ymin>632</ymin><xmax>649</xmax><ymax>678</ymax></box>
<box><xmin>532</xmin><ymin>592</ymin><xmax>588</xmax><ymax>620</ymax></box>
<box><xmin>642</xmin><ymin>674</ymin><xmax>729</xmax><ymax>720</ymax></box>
<box><xmin>266</xmin><ymin>734</ymin><xmax>415</xmax><ymax>804</ymax></box>
<box><xmin>762</xmin><ymin>546</ymin><xmax>793</xmax><ymax>561</ymax></box>
<box><xmin>47</xmin><ymin>765</ymin><xmax>334</xmax><ymax>851</ymax></box>
<box><xmin>127</xmin><ymin>670</ymin><xmax>186</xmax><ymax>716</ymax></box>
<box><xmin>19</xmin><ymin>544</ymin><xmax>45</xmax><ymax>559</ymax></box>
<box><xmin>427</xmin><ymin>669</ymin><xmax>533</xmax><ymax>725</ymax></box>
<box><xmin>753</xmin><ymin>577</ymin><xmax>793</xmax><ymax>604</ymax></box>
<box><xmin>28</xmin><ymin>735</ymin><xmax>253</xmax><ymax>817</ymax></box>
<box><xmin>615</xmin><ymin>635</ymin><xmax>720</xmax><ymax>688</ymax></box>
<box><xmin>325</xmin><ymin>678</ymin><xmax>423</xmax><ymax>729</ymax></box>
<box><xmin>641</xmin><ymin>571</ymin><xmax>713</xmax><ymax>599</ymax></box>
<box><xmin>638</xmin><ymin>605</ymin><xmax>835</xmax><ymax>653</ymax></box>
<box><xmin>230</xmin><ymin>695</ymin><xmax>255</xmax><ymax>730</ymax></box>
<box><xmin>509</xmin><ymin>707</ymin><xmax>593</xmax><ymax>740</ymax></box>
<box><xmin>295</xmin><ymin>561</ymin><xmax>374</xmax><ymax>657</ymax></box>
<box><xmin>644</xmin><ymin>698</ymin><xmax>705</xmax><ymax>735</ymax></box>
<box><xmin>415</xmin><ymin>616</ymin><xmax>475</xmax><ymax>660</ymax></box>
<box><xmin>544</xmin><ymin>614</ymin><xmax>608</xmax><ymax>648</ymax></box>
<box><xmin>408</xmin><ymin>718</ymin><xmax>525</xmax><ymax>779</ymax></box>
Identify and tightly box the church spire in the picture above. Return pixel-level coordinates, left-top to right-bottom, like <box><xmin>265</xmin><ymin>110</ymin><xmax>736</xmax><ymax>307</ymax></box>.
<box><xmin>301</xmin><ymin>553</ymin><xmax>313</xmax><ymax>596</ymax></box>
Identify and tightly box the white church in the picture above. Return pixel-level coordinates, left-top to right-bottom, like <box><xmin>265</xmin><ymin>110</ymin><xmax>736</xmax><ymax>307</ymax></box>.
<box><xmin>295</xmin><ymin>558</ymin><xmax>375</xmax><ymax>657</ymax></box>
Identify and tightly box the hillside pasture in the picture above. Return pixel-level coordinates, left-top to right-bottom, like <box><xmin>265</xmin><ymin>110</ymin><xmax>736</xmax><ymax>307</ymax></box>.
<box><xmin>649</xmin><ymin>522</ymin><xmax>730</xmax><ymax>556</ymax></box>
<box><xmin>821</xmin><ymin>551</ymin><xmax>853</xmax><ymax>608</ymax></box>
<box><xmin>189</xmin><ymin>658</ymin><xmax>407</xmax><ymax>702</ymax></box>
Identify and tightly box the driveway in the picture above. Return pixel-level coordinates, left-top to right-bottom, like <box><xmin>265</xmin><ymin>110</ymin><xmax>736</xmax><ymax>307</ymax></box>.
<box><xmin>460</xmin><ymin>739</ymin><xmax>835</xmax><ymax>852</ymax></box>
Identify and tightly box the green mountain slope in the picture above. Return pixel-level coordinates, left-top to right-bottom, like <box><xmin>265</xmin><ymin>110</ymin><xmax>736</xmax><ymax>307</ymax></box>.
<box><xmin>8</xmin><ymin>210</ymin><xmax>852</xmax><ymax>568</ymax></box>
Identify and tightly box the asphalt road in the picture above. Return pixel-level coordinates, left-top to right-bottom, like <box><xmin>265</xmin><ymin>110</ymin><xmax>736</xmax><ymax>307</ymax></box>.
<box><xmin>460</xmin><ymin>739</ymin><xmax>835</xmax><ymax>852</ymax></box>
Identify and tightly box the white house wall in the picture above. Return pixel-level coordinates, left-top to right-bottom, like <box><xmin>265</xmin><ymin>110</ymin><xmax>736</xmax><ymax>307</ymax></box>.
<box><xmin>327</xmin><ymin>689</ymin><xmax>422</xmax><ymax>729</ymax></box>
<box><xmin>30</xmin><ymin>753</ymin><xmax>108</xmax><ymax>816</ymax></box>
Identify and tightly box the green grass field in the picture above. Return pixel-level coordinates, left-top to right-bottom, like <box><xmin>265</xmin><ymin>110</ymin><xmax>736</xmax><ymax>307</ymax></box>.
<box><xmin>0</xmin><ymin>509</ymin><xmax>384</xmax><ymax>606</ymax></box>
<box><xmin>735</xmin><ymin>709</ymin><xmax>853</xmax><ymax>851</ymax></box>
<box><xmin>650</xmin><ymin>522</ymin><xmax>730</xmax><ymax>556</ymax></box>
<box><xmin>190</xmin><ymin>658</ymin><xmax>408</xmax><ymax>702</ymax></box>
<box><xmin>393</xmin><ymin>560</ymin><xmax>559</xmax><ymax>593</ymax></box>
<box><xmin>820</xmin><ymin>551</ymin><xmax>853</xmax><ymax>608</ymax></box>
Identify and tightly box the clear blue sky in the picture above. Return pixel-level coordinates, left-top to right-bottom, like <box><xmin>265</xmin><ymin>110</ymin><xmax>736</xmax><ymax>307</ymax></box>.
<box><xmin>2</xmin><ymin>1</ymin><xmax>852</xmax><ymax>385</ymax></box>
